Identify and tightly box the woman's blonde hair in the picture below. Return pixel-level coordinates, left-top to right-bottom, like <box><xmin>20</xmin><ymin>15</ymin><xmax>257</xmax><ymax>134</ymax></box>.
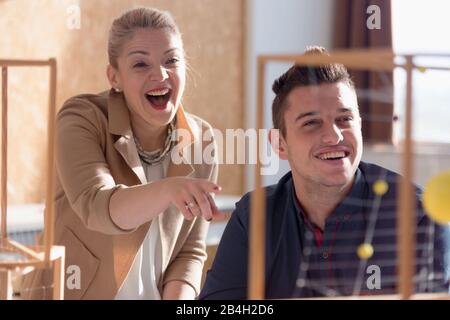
<box><xmin>108</xmin><ymin>7</ymin><xmax>182</xmax><ymax>68</ymax></box>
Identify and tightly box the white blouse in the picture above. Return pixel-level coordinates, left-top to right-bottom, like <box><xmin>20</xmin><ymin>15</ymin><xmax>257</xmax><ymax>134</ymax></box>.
<box><xmin>114</xmin><ymin>156</ymin><xmax>169</xmax><ymax>300</ymax></box>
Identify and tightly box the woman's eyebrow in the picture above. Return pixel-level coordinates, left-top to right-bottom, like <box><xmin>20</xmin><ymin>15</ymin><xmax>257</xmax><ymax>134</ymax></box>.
<box><xmin>164</xmin><ymin>48</ymin><xmax>181</xmax><ymax>54</ymax></box>
<box><xmin>127</xmin><ymin>48</ymin><xmax>180</xmax><ymax>57</ymax></box>
<box><xmin>127</xmin><ymin>50</ymin><xmax>149</xmax><ymax>56</ymax></box>
<box><xmin>337</xmin><ymin>107</ymin><xmax>353</xmax><ymax>113</ymax></box>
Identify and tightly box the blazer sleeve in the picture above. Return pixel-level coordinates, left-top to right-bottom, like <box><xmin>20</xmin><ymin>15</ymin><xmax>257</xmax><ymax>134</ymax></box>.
<box><xmin>163</xmin><ymin>125</ymin><xmax>219</xmax><ymax>296</ymax></box>
<box><xmin>56</xmin><ymin>99</ymin><xmax>133</xmax><ymax>235</ymax></box>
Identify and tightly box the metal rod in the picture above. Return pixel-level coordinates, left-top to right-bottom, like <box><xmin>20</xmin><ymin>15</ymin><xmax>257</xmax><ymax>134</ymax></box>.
<box><xmin>412</xmin><ymin>65</ymin><xmax>450</xmax><ymax>72</ymax></box>
<box><xmin>248</xmin><ymin>57</ymin><xmax>266</xmax><ymax>300</ymax></box>
<box><xmin>397</xmin><ymin>56</ymin><xmax>416</xmax><ymax>299</ymax></box>
<box><xmin>1</xmin><ymin>67</ymin><xmax>8</xmax><ymax>239</ymax></box>
<box><xmin>0</xmin><ymin>59</ymin><xmax>51</xmax><ymax>67</ymax></box>
<box><xmin>43</xmin><ymin>59</ymin><xmax>57</xmax><ymax>265</ymax></box>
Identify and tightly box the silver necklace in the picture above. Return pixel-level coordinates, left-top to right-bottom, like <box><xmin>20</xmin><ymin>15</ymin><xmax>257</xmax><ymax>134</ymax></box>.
<box><xmin>133</xmin><ymin>121</ymin><xmax>176</xmax><ymax>166</ymax></box>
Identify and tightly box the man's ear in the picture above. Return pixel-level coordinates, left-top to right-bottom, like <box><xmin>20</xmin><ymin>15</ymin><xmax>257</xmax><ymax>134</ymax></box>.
<box><xmin>269</xmin><ymin>128</ymin><xmax>288</xmax><ymax>160</ymax></box>
<box><xmin>106</xmin><ymin>64</ymin><xmax>121</xmax><ymax>90</ymax></box>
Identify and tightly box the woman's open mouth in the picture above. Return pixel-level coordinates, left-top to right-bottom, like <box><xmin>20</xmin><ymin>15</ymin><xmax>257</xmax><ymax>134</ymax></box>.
<box><xmin>145</xmin><ymin>88</ymin><xmax>171</xmax><ymax>110</ymax></box>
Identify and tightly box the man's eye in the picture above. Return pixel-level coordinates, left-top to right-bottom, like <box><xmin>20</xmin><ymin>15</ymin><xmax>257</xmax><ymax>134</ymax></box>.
<box><xmin>133</xmin><ymin>62</ymin><xmax>148</xmax><ymax>68</ymax></box>
<box><xmin>304</xmin><ymin>120</ymin><xmax>319</xmax><ymax>127</ymax></box>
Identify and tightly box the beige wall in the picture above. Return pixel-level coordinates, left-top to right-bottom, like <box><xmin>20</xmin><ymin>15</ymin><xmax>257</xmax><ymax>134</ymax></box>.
<box><xmin>0</xmin><ymin>0</ymin><xmax>245</xmax><ymax>204</ymax></box>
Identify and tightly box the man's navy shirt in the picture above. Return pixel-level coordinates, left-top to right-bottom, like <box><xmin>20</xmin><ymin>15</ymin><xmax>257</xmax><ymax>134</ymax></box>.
<box><xmin>200</xmin><ymin>161</ymin><xmax>450</xmax><ymax>299</ymax></box>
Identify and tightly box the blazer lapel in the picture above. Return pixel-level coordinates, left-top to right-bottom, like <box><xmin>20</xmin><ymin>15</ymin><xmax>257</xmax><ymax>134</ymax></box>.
<box><xmin>158</xmin><ymin>106</ymin><xmax>197</xmax><ymax>274</ymax></box>
<box><xmin>108</xmin><ymin>90</ymin><xmax>147</xmax><ymax>184</ymax></box>
<box><xmin>113</xmin><ymin>136</ymin><xmax>147</xmax><ymax>184</ymax></box>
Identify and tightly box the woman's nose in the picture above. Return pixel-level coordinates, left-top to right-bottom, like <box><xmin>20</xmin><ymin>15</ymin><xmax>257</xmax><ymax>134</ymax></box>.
<box><xmin>150</xmin><ymin>65</ymin><xmax>169</xmax><ymax>81</ymax></box>
<box><xmin>321</xmin><ymin>123</ymin><xmax>344</xmax><ymax>145</ymax></box>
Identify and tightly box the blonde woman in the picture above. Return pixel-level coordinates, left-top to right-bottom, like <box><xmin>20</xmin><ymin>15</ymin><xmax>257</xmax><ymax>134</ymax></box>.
<box><xmin>22</xmin><ymin>7</ymin><xmax>220</xmax><ymax>300</ymax></box>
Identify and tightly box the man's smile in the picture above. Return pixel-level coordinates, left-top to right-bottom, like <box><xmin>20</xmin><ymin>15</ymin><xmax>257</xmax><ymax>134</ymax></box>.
<box><xmin>314</xmin><ymin>145</ymin><xmax>351</xmax><ymax>162</ymax></box>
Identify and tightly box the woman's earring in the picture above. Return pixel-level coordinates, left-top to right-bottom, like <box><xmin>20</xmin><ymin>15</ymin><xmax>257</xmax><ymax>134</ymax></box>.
<box><xmin>114</xmin><ymin>87</ymin><xmax>122</xmax><ymax>93</ymax></box>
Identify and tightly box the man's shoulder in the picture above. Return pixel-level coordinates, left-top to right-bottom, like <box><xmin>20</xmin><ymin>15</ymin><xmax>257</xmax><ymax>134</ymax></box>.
<box><xmin>359</xmin><ymin>161</ymin><xmax>422</xmax><ymax>192</ymax></box>
<box><xmin>359</xmin><ymin>160</ymin><xmax>399</xmax><ymax>178</ymax></box>
<box><xmin>359</xmin><ymin>161</ymin><xmax>426</xmax><ymax>222</ymax></box>
<box><xmin>234</xmin><ymin>172</ymin><xmax>293</xmax><ymax>217</ymax></box>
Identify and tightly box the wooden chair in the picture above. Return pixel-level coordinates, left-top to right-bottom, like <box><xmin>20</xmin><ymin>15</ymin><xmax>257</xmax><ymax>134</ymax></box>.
<box><xmin>0</xmin><ymin>59</ymin><xmax>64</xmax><ymax>300</ymax></box>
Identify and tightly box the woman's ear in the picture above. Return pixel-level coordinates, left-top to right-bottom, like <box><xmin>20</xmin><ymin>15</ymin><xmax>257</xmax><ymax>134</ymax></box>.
<box><xmin>106</xmin><ymin>64</ymin><xmax>121</xmax><ymax>91</ymax></box>
<box><xmin>269</xmin><ymin>128</ymin><xmax>288</xmax><ymax>160</ymax></box>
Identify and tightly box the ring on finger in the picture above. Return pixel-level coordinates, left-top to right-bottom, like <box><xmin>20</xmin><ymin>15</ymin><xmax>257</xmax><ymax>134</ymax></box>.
<box><xmin>185</xmin><ymin>201</ymin><xmax>197</xmax><ymax>211</ymax></box>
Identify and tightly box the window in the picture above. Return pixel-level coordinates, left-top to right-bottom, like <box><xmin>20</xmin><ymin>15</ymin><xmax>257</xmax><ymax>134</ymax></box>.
<box><xmin>392</xmin><ymin>0</ymin><xmax>450</xmax><ymax>143</ymax></box>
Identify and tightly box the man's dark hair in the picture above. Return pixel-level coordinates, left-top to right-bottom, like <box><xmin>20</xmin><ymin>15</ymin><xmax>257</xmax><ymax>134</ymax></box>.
<box><xmin>272</xmin><ymin>46</ymin><xmax>354</xmax><ymax>137</ymax></box>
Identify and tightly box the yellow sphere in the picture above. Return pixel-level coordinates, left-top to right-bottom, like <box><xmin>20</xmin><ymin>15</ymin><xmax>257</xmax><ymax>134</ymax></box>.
<box><xmin>373</xmin><ymin>179</ymin><xmax>389</xmax><ymax>196</ymax></box>
<box><xmin>423</xmin><ymin>171</ymin><xmax>450</xmax><ymax>225</ymax></box>
<box><xmin>417</xmin><ymin>66</ymin><xmax>427</xmax><ymax>73</ymax></box>
<box><xmin>357</xmin><ymin>243</ymin><xmax>374</xmax><ymax>260</ymax></box>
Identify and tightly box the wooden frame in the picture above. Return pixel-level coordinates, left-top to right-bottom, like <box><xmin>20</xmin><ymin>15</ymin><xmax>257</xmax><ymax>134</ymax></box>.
<box><xmin>250</xmin><ymin>48</ymin><xmax>450</xmax><ymax>300</ymax></box>
<box><xmin>0</xmin><ymin>59</ymin><xmax>64</xmax><ymax>300</ymax></box>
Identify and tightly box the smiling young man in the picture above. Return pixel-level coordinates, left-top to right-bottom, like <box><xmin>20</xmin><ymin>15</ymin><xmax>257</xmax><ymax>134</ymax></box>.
<box><xmin>199</xmin><ymin>47</ymin><xmax>450</xmax><ymax>299</ymax></box>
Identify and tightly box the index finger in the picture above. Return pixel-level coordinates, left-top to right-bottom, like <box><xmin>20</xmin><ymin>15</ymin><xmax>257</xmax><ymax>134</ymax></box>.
<box><xmin>198</xmin><ymin>180</ymin><xmax>221</xmax><ymax>194</ymax></box>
